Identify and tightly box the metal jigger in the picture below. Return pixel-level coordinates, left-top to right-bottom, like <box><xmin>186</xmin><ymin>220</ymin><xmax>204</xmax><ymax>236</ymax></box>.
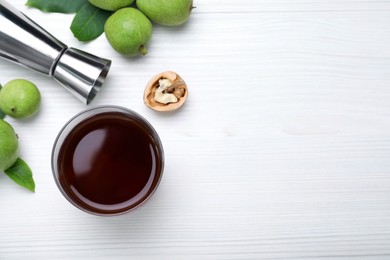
<box><xmin>0</xmin><ymin>0</ymin><xmax>111</xmax><ymax>104</ymax></box>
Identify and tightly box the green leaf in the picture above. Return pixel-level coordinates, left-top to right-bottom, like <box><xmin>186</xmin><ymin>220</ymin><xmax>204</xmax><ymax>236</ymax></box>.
<box><xmin>4</xmin><ymin>158</ymin><xmax>35</xmax><ymax>192</ymax></box>
<box><xmin>26</xmin><ymin>0</ymin><xmax>88</xmax><ymax>13</ymax></box>
<box><xmin>71</xmin><ymin>3</ymin><xmax>112</xmax><ymax>42</ymax></box>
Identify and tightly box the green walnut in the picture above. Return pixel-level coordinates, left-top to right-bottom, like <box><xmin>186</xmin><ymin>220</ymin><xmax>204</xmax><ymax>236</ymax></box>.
<box><xmin>88</xmin><ymin>0</ymin><xmax>135</xmax><ymax>11</ymax></box>
<box><xmin>104</xmin><ymin>8</ymin><xmax>152</xmax><ymax>56</ymax></box>
<box><xmin>136</xmin><ymin>0</ymin><xmax>193</xmax><ymax>26</ymax></box>
<box><xmin>0</xmin><ymin>79</ymin><xmax>41</xmax><ymax>119</ymax></box>
<box><xmin>0</xmin><ymin>119</ymin><xmax>19</xmax><ymax>171</ymax></box>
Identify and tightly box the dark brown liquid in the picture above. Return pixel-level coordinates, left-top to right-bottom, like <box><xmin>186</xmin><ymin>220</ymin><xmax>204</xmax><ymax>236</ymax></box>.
<box><xmin>57</xmin><ymin>112</ymin><xmax>163</xmax><ymax>214</ymax></box>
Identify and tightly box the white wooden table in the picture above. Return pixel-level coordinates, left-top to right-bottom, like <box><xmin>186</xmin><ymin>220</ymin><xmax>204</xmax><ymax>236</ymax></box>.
<box><xmin>1</xmin><ymin>0</ymin><xmax>390</xmax><ymax>259</ymax></box>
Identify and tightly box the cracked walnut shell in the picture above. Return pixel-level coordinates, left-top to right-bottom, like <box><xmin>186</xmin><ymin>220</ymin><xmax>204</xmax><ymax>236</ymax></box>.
<box><xmin>143</xmin><ymin>71</ymin><xmax>188</xmax><ymax>112</ymax></box>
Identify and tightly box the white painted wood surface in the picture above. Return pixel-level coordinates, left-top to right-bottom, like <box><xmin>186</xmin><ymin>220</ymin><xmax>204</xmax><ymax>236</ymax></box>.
<box><xmin>1</xmin><ymin>0</ymin><xmax>390</xmax><ymax>259</ymax></box>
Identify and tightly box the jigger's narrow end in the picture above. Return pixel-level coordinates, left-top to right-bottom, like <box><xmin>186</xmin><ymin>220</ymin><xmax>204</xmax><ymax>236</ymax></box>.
<box><xmin>53</xmin><ymin>48</ymin><xmax>111</xmax><ymax>104</ymax></box>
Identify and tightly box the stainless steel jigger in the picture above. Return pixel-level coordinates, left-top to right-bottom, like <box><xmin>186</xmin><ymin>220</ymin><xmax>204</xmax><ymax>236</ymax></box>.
<box><xmin>0</xmin><ymin>0</ymin><xmax>111</xmax><ymax>104</ymax></box>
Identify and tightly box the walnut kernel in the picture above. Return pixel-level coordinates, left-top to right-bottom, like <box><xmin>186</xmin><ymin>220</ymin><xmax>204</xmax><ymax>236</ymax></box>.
<box><xmin>143</xmin><ymin>71</ymin><xmax>188</xmax><ymax>112</ymax></box>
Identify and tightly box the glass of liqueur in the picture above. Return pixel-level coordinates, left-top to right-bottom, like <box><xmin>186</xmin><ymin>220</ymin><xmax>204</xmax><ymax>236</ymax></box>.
<box><xmin>51</xmin><ymin>106</ymin><xmax>164</xmax><ymax>216</ymax></box>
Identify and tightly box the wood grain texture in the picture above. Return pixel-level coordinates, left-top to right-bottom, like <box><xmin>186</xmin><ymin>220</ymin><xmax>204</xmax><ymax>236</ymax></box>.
<box><xmin>1</xmin><ymin>0</ymin><xmax>390</xmax><ymax>259</ymax></box>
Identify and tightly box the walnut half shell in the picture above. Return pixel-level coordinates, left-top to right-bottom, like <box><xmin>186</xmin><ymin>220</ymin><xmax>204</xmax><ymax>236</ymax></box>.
<box><xmin>143</xmin><ymin>71</ymin><xmax>188</xmax><ymax>112</ymax></box>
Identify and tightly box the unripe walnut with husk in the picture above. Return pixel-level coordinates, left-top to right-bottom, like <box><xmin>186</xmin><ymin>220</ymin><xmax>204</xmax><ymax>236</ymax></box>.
<box><xmin>144</xmin><ymin>71</ymin><xmax>188</xmax><ymax>112</ymax></box>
